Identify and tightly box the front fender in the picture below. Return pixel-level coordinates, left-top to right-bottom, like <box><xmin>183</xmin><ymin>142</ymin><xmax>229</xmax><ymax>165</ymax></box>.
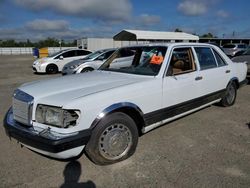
<box><xmin>90</xmin><ymin>102</ymin><xmax>145</xmax><ymax>129</ymax></box>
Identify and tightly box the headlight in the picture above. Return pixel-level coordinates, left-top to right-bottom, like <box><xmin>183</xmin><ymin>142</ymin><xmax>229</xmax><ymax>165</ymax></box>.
<box><xmin>39</xmin><ymin>59</ymin><xmax>46</xmax><ymax>64</ymax></box>
<box><xmin>36</xmin><ymin>105</ymin><xmax>79</xmax><ymax>128</ymax></box>
<box><xmin>69</xmin><ymin>64</ymin><xmax>81</xmax><ymax>69</ymax></box>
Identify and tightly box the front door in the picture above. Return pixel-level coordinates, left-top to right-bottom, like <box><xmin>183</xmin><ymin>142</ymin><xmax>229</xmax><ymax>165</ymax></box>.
<box><xmin>162</xmin><ymin>47</ymin><xmax>201</xmax><ymax>119</ymax></box>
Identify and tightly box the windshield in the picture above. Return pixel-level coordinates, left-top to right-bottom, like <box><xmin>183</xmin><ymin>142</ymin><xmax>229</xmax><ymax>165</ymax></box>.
<box><xmin>99</xmin><ymin>46</ymin><xmax>167</xmax><ymax>76</ymax></box>
<box><xmin>243</xmin><ymin>48</ymin><xmax>250</xmax><ymax>55</ymax></box>
<box><xmin>82</xmin><ymin>50</ymin><xmax>105</xmax><ymax>60</ymax></box>
<box><xmin>223</xmin><ymin>44</ymin><xmax>236</xmax><ymax>48</ymax></box>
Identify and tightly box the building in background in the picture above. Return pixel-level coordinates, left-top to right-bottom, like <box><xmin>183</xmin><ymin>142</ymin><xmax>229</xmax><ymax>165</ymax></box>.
<box><xmin>77</xmin><ymin>29</ymin><xmax>199</xmax><ymax>51</ymax></box>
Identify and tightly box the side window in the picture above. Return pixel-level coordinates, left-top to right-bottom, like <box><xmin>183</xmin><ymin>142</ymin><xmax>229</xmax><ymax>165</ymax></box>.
<box><xmin>213</xmin><ymin>49</ymin><xmax>227</xmax><ymax>67</ymax></box>
<box><xmin>76</xmin><ymin>50</ymin><xmax>91</xmax><ymax>56</ymax></box>
<box><xmin>167</xmin><ymin>47</ymin><xmax>196</xmax><ymax>75</ymax></box>
<box><xmin>62</xmin><ymin>50</ymin><xmax>76</xmax><ymax>58</ymax></box>
<box><xmin>120</xmin><ymin>49</ymin><xmax>135</xmax><ymax>57</ymax></box>
<box><xmin>238</xmin><ymin>44</ymin><xmax>246</xmax><ymax>48</ymax></box>
<box><xmin>103</xmin><ymin>51</ymin><xmax>115</xmax><ymax>59</ymax></box>
<box><xmin>194</xmin><ymin>47</ymin><xmax>217</xmax><ymax>70</ymax></box>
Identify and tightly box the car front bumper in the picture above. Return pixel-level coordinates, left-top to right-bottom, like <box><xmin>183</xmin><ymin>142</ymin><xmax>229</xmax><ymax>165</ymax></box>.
<box><xmin>61</xmin><ymin>68</ymin><xmax>76</xmax><ymax>76</ymax></box>
<box><xmin>3</xmin><ymin>108</ymin><xmax>91</xmax><ymax>159</ymax></box>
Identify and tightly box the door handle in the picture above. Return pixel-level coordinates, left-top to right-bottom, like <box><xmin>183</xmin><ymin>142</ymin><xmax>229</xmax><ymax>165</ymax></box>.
<box><xmin>195</xmin><ymin>76</ymin><xmax>203</xmax><ymax>81</ymax></box>
<box><xmin>225</xmin><ymin>70</ymin><xmax>231</xmax><ymax>73</ymax></box>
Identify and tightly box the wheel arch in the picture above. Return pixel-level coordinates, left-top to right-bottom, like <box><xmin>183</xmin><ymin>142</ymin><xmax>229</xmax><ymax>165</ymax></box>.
<box><xmin>229</xmin><ymin>77</ymin><xmax>239</xmax><ymax>89</ymax></box>
<box><xmin>77</xmin><ymin>65</ymin><xmax>94</xmax><ymax>73</ymax></box>
<box><xmin>90</xmin><ymin>102</ymin><xmax>146</xmax><ymax>135</ymax></box>
<box><xmin>46</xmin><ymin>63</ymin><xmax>58</xmax><ymax>72</ymax></box>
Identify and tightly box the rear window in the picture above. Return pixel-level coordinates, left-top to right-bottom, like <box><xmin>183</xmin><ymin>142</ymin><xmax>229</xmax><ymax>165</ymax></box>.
<box><xmin>223</xmin><ymin>44</ymin><xmax>235</xmax><ymax>48</ymax></box>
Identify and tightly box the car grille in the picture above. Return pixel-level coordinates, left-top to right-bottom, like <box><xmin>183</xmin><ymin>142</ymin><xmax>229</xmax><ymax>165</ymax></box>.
<box><xmin>12</xmin><ymin>89</ymin><xmax>34</xmax><ymax>126</ymax></box>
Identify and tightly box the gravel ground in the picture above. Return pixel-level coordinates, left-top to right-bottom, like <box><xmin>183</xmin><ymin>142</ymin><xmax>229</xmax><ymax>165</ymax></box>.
<box><xmin>0</xmin><ymin>55</ymin><xmax>250</xmax><ymax>188</ymax></box>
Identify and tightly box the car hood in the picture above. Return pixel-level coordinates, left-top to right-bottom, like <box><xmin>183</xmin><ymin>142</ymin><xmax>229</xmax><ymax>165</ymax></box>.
<box><xmin>232</xmin><ymin>55</ymin><xmax>250</xmax><ymax>63</ymax></box>
<box><xmin>19</xmin><ymin>71</ymin><xmax>150</xmax><ymax>106</ymax></box>
<box><xmin>64</xmin><ymin>59</ymin><xmax>92</xmax><ymax>67</ymax></box>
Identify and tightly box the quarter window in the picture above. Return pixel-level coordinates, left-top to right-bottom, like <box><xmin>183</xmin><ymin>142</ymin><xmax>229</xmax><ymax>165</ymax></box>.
<box><xmin>194</xmin><ymin>47</ymin><xmax>217</xmax><ymax>70</ymax></box>
<box><xmin>213</xmin><ymin>49</ymin><xmax>227</xmax><ymax>67</ymax></box>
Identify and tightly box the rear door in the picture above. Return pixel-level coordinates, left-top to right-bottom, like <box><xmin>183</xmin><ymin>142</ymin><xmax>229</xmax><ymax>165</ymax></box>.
<box><xmin>193</xmin><ymin>47</ymin><xmax>231</xmax><ymax>97</ymax></box>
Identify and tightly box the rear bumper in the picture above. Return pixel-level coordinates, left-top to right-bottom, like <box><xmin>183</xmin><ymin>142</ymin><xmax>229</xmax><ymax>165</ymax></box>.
<box><xmin>3</xmin><ymin>108</ymin><xmax>91</xmax><ymax>158</ymax></box>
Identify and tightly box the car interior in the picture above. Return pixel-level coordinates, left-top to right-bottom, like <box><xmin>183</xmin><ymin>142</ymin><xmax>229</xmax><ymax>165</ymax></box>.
<box><xmin>168</xmin><ymin>48</ymin><xmax>196</xmax><ymax>75</ymax></box>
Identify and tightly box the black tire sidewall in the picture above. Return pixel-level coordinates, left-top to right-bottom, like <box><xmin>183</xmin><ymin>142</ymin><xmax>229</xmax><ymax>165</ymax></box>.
<box><xmin>86</xmin><ymin>112</ymin><xmax>139</xmax><ymax>165</ymax></box>
<box><xmin>46</xmin><ymin>64</ymin><xmax>58</xmax><ymax>74</ymax></box>
<box><xmin>81</xmin><ymin>67</ymin><xmax>94</xmax><ymax>73</ymax></box>
<box><xmin>221</xmin><ymin>82</ymin><xmax>237</xmax><ymax>106</ymax></box>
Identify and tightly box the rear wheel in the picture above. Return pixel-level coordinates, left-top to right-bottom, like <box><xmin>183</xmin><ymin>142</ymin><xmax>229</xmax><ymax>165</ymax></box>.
<box><xmin>81</xmin><ymin>67</ymin><xmax>94</xmax><ymax>73</ymax></box>
<box><xmin>85</xmin><ymin>112</ymin><xmax>138</xmax><ymax>165</ymax></box>
<box><xmin>220</xmin><ymin>82</ymin><xmax>237</xmax><ymax>107</ymax></box>
<box><xmin>46</xmin><ymin>64</ymin><xmax>58</xmax><ymax>74</ymax></box>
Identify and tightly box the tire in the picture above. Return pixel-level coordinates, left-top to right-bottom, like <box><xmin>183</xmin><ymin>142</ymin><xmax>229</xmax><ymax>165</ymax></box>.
<box><xmin>46</xmin><ymin>64</ymin><xmax>58</xmax><ymax>74</ymax></box>
<box><xmin>85</xmin><ymin>112</ymin><xmax>139</xmax><ymax>165</ymax></box>
<box><xmin>81</xmin><ymin>67</ymin><xmax>94</xmax><ymax>73</ymax></box>
<box><xmin>220</xmin><ymin>82</ymin><xmax>237</xmax><ymax>107</ymax></box>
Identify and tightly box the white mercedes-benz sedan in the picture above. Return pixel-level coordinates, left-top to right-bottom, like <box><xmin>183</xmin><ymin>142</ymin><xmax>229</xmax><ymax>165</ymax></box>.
<box><xmin>4</xmin><ymin>43</ymin><xmax>248</xmax><ymax>165</ymax></box>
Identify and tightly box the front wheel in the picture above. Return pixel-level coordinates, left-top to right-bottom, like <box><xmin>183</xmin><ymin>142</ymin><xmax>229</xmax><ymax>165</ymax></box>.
<box><xmin>220</xmin><ymin>82</ymin><xmax>237</xmax><ymax>107</ymax></box>
<box><xmin>46</xmin><ymin>64</ymin><xmax>58</xmax><ymax>74</ymax></box>
<box><xmin>85</xmin><ymin>112</ymin><xmax>138</xmax><ymax>165</ymax></box>
<box><xmin>80</xmin><ymin>67</ymin><xmax>94</xmax><ymax>73</ymax></box>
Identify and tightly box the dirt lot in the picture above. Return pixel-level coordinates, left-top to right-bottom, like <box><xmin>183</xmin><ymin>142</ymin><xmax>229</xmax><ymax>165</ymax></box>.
<box><xmin>0</xmin><ymin>55</ymin><xmax>250</xmax><ymax>188</ymax></box>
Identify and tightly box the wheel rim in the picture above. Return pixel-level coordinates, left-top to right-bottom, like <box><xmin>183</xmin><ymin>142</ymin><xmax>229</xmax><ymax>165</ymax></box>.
<box><xmin>48</xmin><ymin>66</ymin><xmax>56</xmax><ymax>73</ymax></box>
<box><xmin>82</xmin><ymin>68</ymin><xmax>92</xmax><ymax>73</ymax></box>
<box><xmin>226</xmin><ymin>84</ymin><xmax>235</xmax><ymax>104</ymax></box>
<box><xmin>99</xmin><ymin>123</ymin><xmax>133</xmax><ymax>160</ymax></box>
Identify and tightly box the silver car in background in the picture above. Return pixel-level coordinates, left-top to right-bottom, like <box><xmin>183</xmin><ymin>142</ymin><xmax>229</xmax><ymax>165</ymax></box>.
<box><xmin>62</xmin><ymin>48</ymin><xmax>116</xmax><ymax>75</ymax></box>
<box><xmin>232</xmin><ymin>47</ymin><xmax>250</xmax><ymax>74</ymax></box>
<box><xmin>223</xmin><ymin>43</ymin><xmax>247</xmax><ymax>57</ymax></box>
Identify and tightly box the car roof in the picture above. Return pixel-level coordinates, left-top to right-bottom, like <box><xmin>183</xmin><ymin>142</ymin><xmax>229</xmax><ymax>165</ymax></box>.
<box><xmin>62</xmin><ymin>48</ymin><xmax>92</xmax><ymax>52</ymax></box>
<box><xmin>117</xmin><ymin>42</ymin><xmax>218</xmax><ymax>49</ymax></box>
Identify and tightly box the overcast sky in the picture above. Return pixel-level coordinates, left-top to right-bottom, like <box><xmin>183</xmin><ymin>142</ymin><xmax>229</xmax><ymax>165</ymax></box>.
<box><xmin>0</xmin><ymin>0</ymin><xmax>249</xmax><ymax>41</ymax></box>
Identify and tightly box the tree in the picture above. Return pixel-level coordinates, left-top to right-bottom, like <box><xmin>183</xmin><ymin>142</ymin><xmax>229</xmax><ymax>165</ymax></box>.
<box><xmin>174</xmin><ymin>28</ymin><xmax>182</xmax><ymax>32</ymax></box>
<box><xmin>201</xmin><ymin>33</ymin><xmax>217</xmax><ymax>38</ymax></box>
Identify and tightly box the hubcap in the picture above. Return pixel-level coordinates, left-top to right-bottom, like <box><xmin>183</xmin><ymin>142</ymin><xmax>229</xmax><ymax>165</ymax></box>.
<box><xmin>99</xmin><ymin>123</ymin><xmax>132</xmax><ymax>160</ymax></box>
<box><xmin>226</xmin><ymin>84</ymin><xmax>235</xmax><ymax>104</ymax></box>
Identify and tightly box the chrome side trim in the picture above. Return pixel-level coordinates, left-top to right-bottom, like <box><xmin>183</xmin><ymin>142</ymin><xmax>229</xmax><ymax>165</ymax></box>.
<box><xmin>90</xmin><ymin>102</ymin><xmax>144</xmax><ymax>129</ymax></box>
<box><xmin>142</xmin><ymin>99</ymin><xmax>220</xmax><ymax>133</ymax></box>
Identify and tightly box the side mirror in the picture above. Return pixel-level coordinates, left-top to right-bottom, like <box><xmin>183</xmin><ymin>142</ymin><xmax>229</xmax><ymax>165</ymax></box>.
<box><xmin>59</xmin><ymin>55</ymin><xmax>64</xmax><ymax>60</ymax></box>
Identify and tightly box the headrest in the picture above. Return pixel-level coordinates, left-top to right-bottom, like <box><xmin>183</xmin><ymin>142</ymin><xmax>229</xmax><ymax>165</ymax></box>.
<box><xmin>173</xmin><ymin>60</ymin><xmax>185</xmax><ymax>69</ymax></box>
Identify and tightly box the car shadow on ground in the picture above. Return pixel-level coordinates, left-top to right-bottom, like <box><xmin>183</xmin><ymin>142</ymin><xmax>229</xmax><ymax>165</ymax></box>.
<box><xmin>247</xmin><ymin>122</ymin><xmax>250</xmax><ymax>129</ymax></box>
<box><xmin>247</xmin><ymin>76</ymin><xmax>250</xmax><ymax>85</ymax></box>
<box><xmin>60</xmin><ymin>161</ymin><xmax>96</xmax><ymax>188</ymax></box>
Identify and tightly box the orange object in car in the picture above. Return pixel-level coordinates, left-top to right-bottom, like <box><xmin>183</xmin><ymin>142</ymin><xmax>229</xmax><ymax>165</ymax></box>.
<box><xmin>150</xmin><ymin>55</ymin><xmax>164</xmax><ymax>65</ymax></box>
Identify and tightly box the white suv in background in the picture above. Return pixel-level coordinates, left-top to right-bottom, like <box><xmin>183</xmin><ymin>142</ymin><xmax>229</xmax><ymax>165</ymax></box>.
<box><xmin>32</xmin><ymin>48</ymin><xmax>92</xmax><ymax>74</ymax></box>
